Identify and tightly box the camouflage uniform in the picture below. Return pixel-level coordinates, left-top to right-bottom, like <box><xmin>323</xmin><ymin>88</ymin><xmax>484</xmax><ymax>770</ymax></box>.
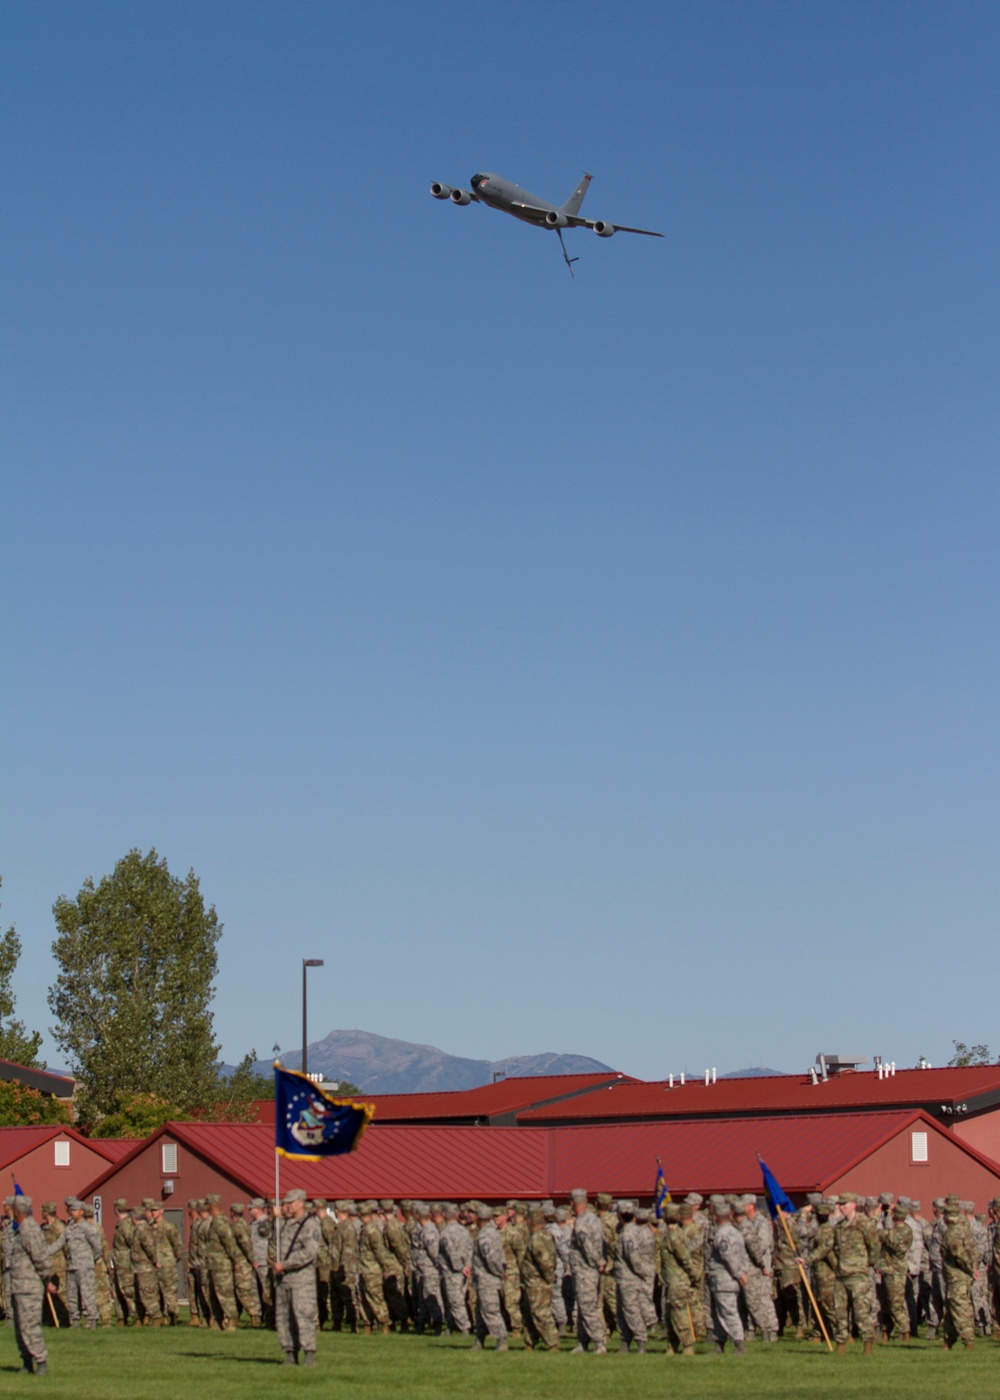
<box><xmin>381</xmin><ymin>1203</ymin><xmax>410</xmax><ymax>1328</ymax></box>
<box><xmin>832</xmin><ymin>1199</ymin><xmax>874</xmax><ymax>1349</ymax></box>
<box><xmin>270</xmin><ymin>1198</ymin><xmax>321</xmax><ymax>1361</ymax></box>
<box><xmin>879</xmin><ymin>1209</ymin><xmax>912</xmax><ymax>1339</ymax></box>
<box><xmin>412</xmin><ymin>1210</ymin><xmax>443</xmax><ymax>1333</ymax></box>
<box><xmin>471</xmin><ymin>1211</ymin><xmax>507</xmax><ymax>1349</ymax></box>
<box><xmin>229</xmin><ymin>1207</ymin><xmax>261</xmax><ymax>1324</ymax></box>
<box><xmin>772</xmin><ymin>1211</ymin><xmax>805</xmax><ymax>1336</ymax></box>
<box><xmin>130</xmin><ymin>1209</ymin><xmax>163</xmax><ymax>1325</ymax></box>
<box><xmin>942</xmin><ymin>1209</ymin><xmax>977</xmax><ymax>1347</ymax></box>
<box><xmin>85</xmin><ymin>1207</ymin><xmax>115</xmax><ymax>1325</ymax></box>
<box><xmin>194</xmin><ymin>1209</ymin><xmax>215</xmax><ymax>1326</ymax></box>
<box><xmin>499</xmin><ymin>1215</ymin><xmax>524</xmax><ymax>1334</ymax></box>
<box><xmin>967</xmin><ymin>1208</ymin><xmax>989</xmax><ymax>1334</ymax></box>
<box><xmin>10</xmin><ymin>1206</ymin><xmax>52</xmax><ymax>1373</ymax></box>
<box><xmin>545</xmin><ymin>1210</ymin><xmax>570</xmax><ymax>1329</ymax></box>
<box><xmin>569</xmin><ymin>1196</ymin><xmax>607</xmax><ymax>1352</ymax></box>
<box><xmin>48</xmin><ymin>1211</ymin><xmax>102</xmax><ymax>1327</ymax></box>
<box><xmin>596</xmin><ymin>1196</ymin><xmax>618</xmax><ymax>1334</ymax></box>
<box><xmin>615</xmin><ymin>1209</ymin><xmax>657</xmax><ymax>1350</ymax></box>
<box><xmin>249</xmin><ymin>1205</ymin><xmax>274</xmax><ymax>1325</ymax></box>
<box><xmin>680</xmin><ymin>1205</ymin><xmax>708</xmax><ymax>1340</ymax></box>
<box><xmin>205</xmin><ymin>1201</ymin><xmax>240</xmax><ymax>1330</ymax></box>
<box><xmin>737</xmin><ymin>1201</ymin><xmax>779</xmax><ymax>1340</ymax></box>
<box><xmin>111</xmin><ymin>1206</ymin><xmax>137</xmax><ymax>1325</ymax></box>
<box><xmin>358</xmin><ymin>1205</ymin><xmax>391</xmax><ymax>1329</ymax></box>
<box><xmin>521</xmin><ymin>1214</ymin><xmax>559</xmax><ymax>1349</ymax></box>
<box><xmin>314</xmin><ymin>1201</ymin><xmax>337</xmax><ymax>1327</ymax></box>
<box><xmin>337</xmin><ymin>1206</ymin><xmax>362</xmax><ymax>1330</ymax></box>
<box><xmin>40</xmin><ymin>1210</ymin><xmax>70</xmax><ymax>1327</ymax></box>
<box><xmin>705</xmin><ymin>1211</ymin><xmax>749</xmax><ymax>1349</ymax></box>
<box><xmin>656</xmin><ymin>1207</ymin><xmax>696</xmax><ymax>1353</ymax></box>
<box><xmin>437</xmin><ymin>1210</ymin><xmax>472</xmax><ymax>1334</ymax></box>
<box><xmin>808</xmin><ymin>1204</ymin><xmax>838</xmax><ymax>1341</ymax></box>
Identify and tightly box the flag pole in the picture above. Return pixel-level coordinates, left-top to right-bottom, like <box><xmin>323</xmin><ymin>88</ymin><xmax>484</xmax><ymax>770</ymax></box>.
<box><xmin>274</xmin><ymin>1147</ymin><xmax>281</xmax><ymax>1263</ymax></box>
<box><xmin>776</xmin><ymin>1205</ymin><xmax>832</xmax><ymax>1352</ymax></box>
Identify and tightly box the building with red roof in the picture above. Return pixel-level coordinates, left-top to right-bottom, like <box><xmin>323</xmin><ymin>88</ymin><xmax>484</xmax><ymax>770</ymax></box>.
<box><xmin>0</xmin><ymin>1125</ymin><xmax>133</xmax><ymax>1213</ymax></box>
<box><xmin>77</xmin><ymin>1108</ymin><xmax>1000</xmax><ymax>1240</ymax></box>
<box><xmin>518</xmin><ymin>1064</ymin><xmax>1000</xmax><ymax>1164</ymax></box>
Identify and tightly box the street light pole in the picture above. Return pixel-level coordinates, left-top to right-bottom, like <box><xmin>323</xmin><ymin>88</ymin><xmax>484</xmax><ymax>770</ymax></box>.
<box><xmin>302</xmin><ymin>959</ymin><xmax>324</xmax><ymax>1078</ymax></box>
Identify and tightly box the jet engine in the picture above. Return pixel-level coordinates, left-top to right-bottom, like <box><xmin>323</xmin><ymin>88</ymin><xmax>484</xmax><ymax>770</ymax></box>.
<box><xmin>450</xmin><ymin>188</ymin><xmax>473</xmax><ymax>205</ymax></box>
<box><xmin>430</xmin><ymin>182</ymin><xmax>453</xmax><ymax>200</ymax></box>
<box><xmin>593</xmin><ymin>221</ymin><xmax>615</xmax><ymax>238</ymax></box>
<box><xmin>544</xmin><ymin>210</ymin><xmax>569</xmax><ymax>228</ymax></box>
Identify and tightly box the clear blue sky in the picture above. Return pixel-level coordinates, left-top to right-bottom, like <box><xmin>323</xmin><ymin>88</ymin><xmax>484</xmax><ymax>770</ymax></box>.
<box><xmin>3</xmin><ymin>1</ymin><xmax>997</xmax><ymax>1081</ymax></box>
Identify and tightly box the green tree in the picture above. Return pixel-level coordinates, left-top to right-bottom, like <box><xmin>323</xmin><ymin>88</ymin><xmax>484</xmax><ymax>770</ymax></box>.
<box><xmin>48</xmin><ymin>848</ymin><xmax>222</xmax><ymax>1123</ymax></box>
<box><xmin>948</xmin><ymin>1040</ymin><xmax>996</xmax><ymax>1066</ymax></box>
<box><xmin>90</xmin><ymin>1092</ymin><xmax>186</xmax><ymax>1139</ymax></box>
<box><xmin>0</xmin><ymin>878</ymin><xmax>45</xmax><ymax>1068</ymax></box>
<box><xmin>0</xmin><ymin>1080</ymin><xmax>68</xmax><ymax>1127</ymax></box>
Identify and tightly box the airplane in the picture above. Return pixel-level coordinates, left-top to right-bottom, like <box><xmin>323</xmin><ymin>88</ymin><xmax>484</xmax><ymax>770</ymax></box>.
<box><xmin>430</xmin><ymin>171</ymin><xmax>662</xmax><ymax>276</ymax></box>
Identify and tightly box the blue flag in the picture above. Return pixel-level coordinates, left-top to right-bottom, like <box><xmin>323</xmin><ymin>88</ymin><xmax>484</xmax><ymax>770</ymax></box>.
<box><xmin>275</xmin><ymin>1065</ymin><xmax>373</xmax><ymax>1161</ymax></box>
<box><xmin>653</xmin><ymin>1161</ymin><xmax>670</xmax><ymax>1219</ymax></box>
<box><xmin>13</xmin><ymin>1182</ymin><xmax>22</xmax><ymax>1196</ymax></box>
<box><xmin>757</xmin><ymin>1154</ymin><xmax>796</xmax><ymax>1219</ymax></box>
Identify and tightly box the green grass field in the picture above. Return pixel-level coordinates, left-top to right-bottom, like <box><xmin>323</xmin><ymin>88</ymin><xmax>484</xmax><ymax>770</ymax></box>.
<box><xmin>6</xmin><ymin>1325</ymin><xmax>998</xmax><ymax>1400</ymax></box>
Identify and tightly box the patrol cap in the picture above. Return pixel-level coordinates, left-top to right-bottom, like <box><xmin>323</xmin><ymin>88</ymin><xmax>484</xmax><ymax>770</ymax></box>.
<box><xmin>960</xmin><ymin>1200</ymin><xmax>974</xmax><ymax>1212</ymax></box>
<box><xmin>141</xmin><ymin>1197</ymin><xmax>157</xmax><ymax>1209</ymax></box>
<box><xmin>684</xmin><ymin>1193</ymin><xmax>703</xmax><ymax>1206</ymax></box>
<box><xmin>205</xmin><ymin>1193</ymin><xmax>221</xmax><ymax>1205</ymax></box>
<box><xmin>944</xmin><ymin>1195</ymin><xmax>960</xmax><ymax>1206</ymax></box>
<box><xmin>933</xmin><ymin>1198</ymin><xmax>946</xmax><ymax>1211</ymax></box>
<box><xmin>492</xmin><ymin>1206</ymin><xmax>505</xmax><ymax>1219</ymax></box>
<box><xmin>542</xmin><ymin>1204</ymin><xmax>556</xmax><ymax>1219</ymax></box>
<box><xmin>476</xmin><ymin>1204</ymin><xmax>493</xmax><ymax>1221</ymax></box>
<box><xmin>708</xmin><ymin>1195</ymin><xmax>726</xmax><ymax>1207</ymax></box>
<box><xmin>41</xmin><ymin>1202</ymin><xmax>56</xmax><ymax>1214</ymax></box>
<box><xmin>12</xmin><ymin>1196</ymin><xmax>31</xmax><ymax>1212</ymax></box>
<box><xmin>114</xmin><ymin>1198</ymin><xmax>129</xmax><ymax>1211</ymax></box>
<box><xmin>345</xmin><ymin>1202</ymin><xmax>358</xmax><ymax>1216</ymax></box>
<box><xmin>732</xmin><ymin>1200</ymin><xmax>746</xmax><ymax>1217</ymax></box>
<box><xmin>892</xmin><ymin>1204</ymin><xmax>908</xmax><ymax>1220</ymax></box>
<box><xmin>442</xmin><ymin>1203</ymin><xmax>459</xmax><ymax>1219</ymax></box>
<box><xmin>678</xmin><ymin>1203</ymin><xmax>693</xmax><ymax>1220</ymax></box>
<box><xmin>864</xmin><ymin>1197</ymin><xmax>880</xmax><ymax>1209</ymax></box>
<box><xmin>283</xmin><ymin>1188</ymin><xmax>307</xmax><ymax>1204</ymax></box>
<box><xmin>360</xmin><ymin>1200</ymin><xmax>377</xmax><ymax>1214</ymax></box>
<box><xmin>379</xmin><ymin>1199</ymin><xmax>395</xmax><ymax>1212</ymax></box>
<box><xmin>249</xmin><ymin>1198</ymin><xmax>265</xmax><ymax>1209</ymax></box>
<box><xmin>312</xmin><ymin>1198</ymin><xmax>328</xmax><ymax>1209</ymax></box>
<box><xmin>186</xmin><ymin>1199</ymin><xmax>199</xmax><ymax>1210</ymax></box>
<box><xmin>617</xmin><ymin>1200</ymin><xmax>635</xmax><ymax>1218</ymax></box>
<box><xmin>554</xmin><ymin>1206</ymin><xmax>569</xmax><ymax>1222</ymax></box>
<box><xmin>230</xmin><ymin>1202</ymin><xmax>245</xmax><ymax>1215</ymax></box>
<box><xmin>897</xmin><ymin>1195</ymin><xmax>912</xmax><ymax>1209</ymax></box>
<box><xmin>910</xmin><ymin>1200</ymin><xmax>921</xmax><ymax>1212</ymax></box>
<box><xmin>806</xmin><ymin>1193</ymin><xmax>822</xmax><ymax>1206</ymax></box>
<box><xmin>879</xmin><ymin>1192</ymin><xmax>894</xmax><ymax>1205</ymax></box>
<box><xmin>400</xmin><ymin>1199</ymin><xmax>413</xmax><ymax>1211</ymax></box>
<box><xmin>741</xmin><ymin>1194</ymin><xmax>757</xmax><ymax>1206</ymax></box>
<box><xmin>65</xmin><ymin>1197</ymin><xmax>82</xmax><ymax>1209</ymax></box>
<box><xmin>570</xmin><ymin>1188</ymin><xmax>588</xmax><ymax>1203</ymax></box>
<box><xmin>635</xmin><ymin>1207</ymin><xmax>651</xmax><ymax>1223</ymax></box>
<box><xmin>814</xmin><ymin>1200</ymin><xmax>832</xmax><ymax>1217</ymax></box>
<box><xmin>83</xmin><ymin>1204</ymin><xmax>94</xmax><ymax>1217</ymax></box>
<box><xmin>944</xmin><ymin>1206</ymin><xmax>960</xmax><ymax>1220</ymax></box>
<box><xmin>415</xmin><ymin>1202</ymin><xmax>430</xmax><ymax>1218</ymax></box>
<box><xmin>528</xmin><ymin>1209</ymin><xmax>545</xmax><ymax>1225</ymax></box>
<box><xmin>596</xmin><ymin>1192</ymin><xmax>613</xmax><ymax>1208</ymax></box>
<box><xmin>665</xmin><ymin>1204</ymin><xmax>681</xmax><ymax>1223</ymax></box>
<box><xmin>714</xmin><ymin>1201</ymin><xmax>732</xmax><ymax>1218</ymax></box>
<box><xmin>838</xmin><ymin>1192</ymin><xmax>858</xmax><ymax>1204</ymax></box>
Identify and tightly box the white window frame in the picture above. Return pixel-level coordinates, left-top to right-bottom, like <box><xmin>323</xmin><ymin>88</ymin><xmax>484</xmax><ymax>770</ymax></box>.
<box><xmin>910</xmin><ymin>1130</ymin><xmax>929</xmax><ymax>1164</ymax></box>
<box><xmin>161</xmin><ymin>1142</ymin><xmax>178</xmax><ymax>1174</ymax></box>
<box><xmin>53</xmin><ymin>1139</ymin><xmax>71</xmax><ymax>1167</ymax></box>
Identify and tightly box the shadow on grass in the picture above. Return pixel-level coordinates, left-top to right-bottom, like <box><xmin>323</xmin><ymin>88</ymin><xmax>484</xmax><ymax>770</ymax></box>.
<box><xmin>179</xmin><ymin>1351</ymin><xmax>285</xmax><ymax>1365</ymax></box>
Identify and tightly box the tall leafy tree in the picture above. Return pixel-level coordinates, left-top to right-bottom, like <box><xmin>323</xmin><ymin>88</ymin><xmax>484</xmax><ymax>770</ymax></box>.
<box><xmin>0</xmin><ymin>877</ymin><xmax>45</xmax><ymax>1068</ymax></box>
<box><xmin>948</xmin><ymin>1040</ymin><xmax>995</xmax><ymax>1067</ymax></box>
<box><xmin>48</xmin><ymin>849</ymin><xmax>222</xmax><ymax>1122</ymax></box>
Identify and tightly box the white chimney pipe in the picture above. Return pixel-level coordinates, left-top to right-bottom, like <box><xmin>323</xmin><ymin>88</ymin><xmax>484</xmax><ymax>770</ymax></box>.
<box><xmin>712</xmin><ymin>1067</ymin><xmax>717</xmax><ymax>1084</ymax></box>
<box><xmin>680</xmin><ymin>1072</ymin><xmax>685</xmax><ymax>1086</ymax></box>
<box><xmin>668</xmin><ymin>1074</ymin><xmax>674</xmax><ymax>1089</ymax></box>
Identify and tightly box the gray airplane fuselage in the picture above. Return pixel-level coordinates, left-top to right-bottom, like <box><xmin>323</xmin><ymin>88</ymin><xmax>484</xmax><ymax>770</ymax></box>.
<box><xmin>470</xmin><ymin>172</ymin><xmax>556</xmax><ymax>226</ymax></box>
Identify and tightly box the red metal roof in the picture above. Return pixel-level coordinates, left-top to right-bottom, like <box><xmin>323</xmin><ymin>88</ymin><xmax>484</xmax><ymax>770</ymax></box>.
<box><xmin>78</xmin><ymin>1109</ymin><xmax>1000</xmax><ymax>1203</ymax></box>
<box><xmin>89</xmin><ymin>1137</ymin><xmax>143</xmax><ymax>1161</ymax></box>
<box><xmin>519</xmin><ymin>1065</ymin><xmax>1000</xmax><ymax>1124</ymax></box>
<box><xmin>342</xmin><ymin>1073</ymin><xmax>636</xmax><ymax>1124</ymax></box>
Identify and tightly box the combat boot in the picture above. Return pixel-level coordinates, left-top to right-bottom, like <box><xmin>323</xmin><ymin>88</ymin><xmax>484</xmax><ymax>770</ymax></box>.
<box><xmin>733</xmin><ymin>1340</ymin><xmax>745</xmax><ymax>1354</ymax></box>
<box><xmin>282</xmin><ymin>1351</ymin><xmax>297</xmax><ymax>1365</ymax></box>
<box><xmin>35</xmin><ymin>1363</ymin><xmax>48</xmax><ymax>1376</ymax></box>
<box><xmin>618</xmin><ymin>1341</ymin><xmax>629</xmax><ymax>1354</ymax></box>
<box><xmin>496</xmin><ymin>1340</ymin><xmax>508</xmax><ymax>1352</ymax></box>
<box><xmin>835</xmin><ymin>1341</ymin><xmax>846</xmax><ymax>1354</ymax></box>
<box><xmin>795</xmin><ymin>1324</ymin><xmax>804</xmax><ymax>1339</ymax></box>
<box><xmin>636</xmin><ymin>1340</ymin><xmax>647</xmax><ymax>1354</ymax></box>
<box><xmin>471</xmin><ymin>1340</ymin><xmax>483</xmax><ymax>1350</ymax></box>
<box><xmin>593</xmin><ymin>1343</ymin><xmax>607</xmax><ymax>1354</ymax></box>
<box><xmin>963</xmin><ymin>1340</ymin><xmax>974</xmax><ymax>1351</ymax></box>
<box><xmin>380</xmin><ymin>1321</ymin><xmax>391</xmax><ymax>1336</ymax></box>
<box><xmin>682</xmin><ymin>1344</ymin><xmax>695</xmax><ymax>1356</ymax></box>
<box><xmin>863</xmin><ymin>1339</ymin><xmax>873</xmax><ymax>1356</ymax></box>
<box><xmin>303</xmin><ymin>1352</ymin><xmax>316</xmax><ymax>1367</ymax></box>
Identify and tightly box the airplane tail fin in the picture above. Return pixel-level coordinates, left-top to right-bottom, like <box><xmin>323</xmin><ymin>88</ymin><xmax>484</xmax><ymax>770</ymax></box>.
<box><xmin>561</xmin><ymin>173</ymin><xmax>592</xmax><ymax>217</ymax></box>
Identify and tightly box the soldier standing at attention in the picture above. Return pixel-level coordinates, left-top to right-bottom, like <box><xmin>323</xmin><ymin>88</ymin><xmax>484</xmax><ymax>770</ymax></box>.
<box><xmin>412</xmin><ymin>1203</ymin><xmax>444</xmax><ymax>1335</ymax></box>
<box><xmin>521</xmin><ymin>1208</ymin><xmax>559</xmax><ymax>1351</ymax></box>
<box><xmin>736</xmin><ymin>1196</ymin><xmax>779</xmax><ymax>1342</ymax></box>
<box><xmin>248</xmin><ymin>1199</ymin><xmax>273</xmax><ymax>1327</ymax></box>
<box><xmin>271</xmin><ymin>1188</ymin><xmax>321</xmax><ymax>1367</ymax></box>
<box><xmin>10</xmin><ymin>1197</ymin><xmax>53</xmax><ymax>1376</ymax></box>
<box><xmin>831</xmin><ymin>1193</ymin><xmax>874</xmax><ymax>1355</ymax></box>
<box><xmin>47</xmin><ymin>1197</ymin><xmax>101</xmax><ymax>1329</ymax></box>
<box><xmin>358</xmin><ymin>1200</ymin><xmax>392</xmax><ymax>1334</ymax></box>
<box><xmin>595</xmin><ymin>1193</ymin><xmax>618</xmax><ymax>1335</ymax></box>
<box><xmin>39</xmin><ymin>1204</ymin><xmax>69</xmax><ymax>1327</ymax></box>
<box><xmin>130</xmin><ymin>1199</ymin><xmax>164</xmax><ymax>1327</ymax></box>
<box><xmin>705</xmin><ymin>1200</ymin><xmax>748</xmax><ymax>1354</ymax></box>
<box><xmin>148</xmin><ymin>1202</ymin><xmax>183</xmax><ymax>1325</ymax></box>
<box><xmin>381</xmin><ymin>1200</ymin><xmax>410</xmax><ymax>1331</ymax></box>
<box><xmin>83</xmin><ymin>1203</ymin><xmax>115</xmax><ymax>1325</ymax></box>
<box><xmin>879</xmin><ymin>1203</ymin><xmax>913</xmax><ymax>1342</ymax></box>
<box><xmin>616</xmin><ymin>1203</ymin><xmax>657</xmax><ymax>1353</ymax></box>
<box><xmin>989</xmin><ymin>1198</ymin><xmax>1000</xmax><ymax>1339</ymax></box>
<box><xmin>437</xmin><ymin>1203</ymin><xmax>472</xmax><ymax>1336</ymax></box>
<box><xmin>498</xmin><ymin>1206</ymin><xmax>524</xmax><ymax>1338</ymax></box>
<box><xmin>471</xmin><ymin>1203</ymin><xmax>507</xmax><ymax>1351</ymax></box>
<box><xmin>110</xmin><ymin>1200</ymin><xmax>136</xmax><ymax>1326</ymax></box>
<box><xmin>568</xmin><ymin>1188</ymin><xmax>607</xmax><ymax>1354</ymax></box>
<box><xmin>204</xmin><ymin>1193</ymin><xmax>240</xmax><ymax>1332</ymax></box>
<box><xmin>184</xmin><ymin>1199</ymin><xmax>204</xmax><ymax>1326</ymax></box>
<box><xmin>656</xmin><ymin>1204</ymin><xmax>696</xmax><ymax>1355</ymax></box>
<box><xmin>941</xmin><ymin>1203</ymin><xmax>978</xmax><ymax>1349</ymax></box>
<box><xmin>336</xmin><ymin>1200</ymin><xmax>361</xmax><ymax>1332</ymax></box>
<box><xmin>229</xmin><ymin>1203</ymin><xmax>262</xmax><ymax>1326</ymax></box>
<box><xmin>310</xmin><ymin>1200</ymin><xmax>331</xmax><ymax>1329</ymax></box>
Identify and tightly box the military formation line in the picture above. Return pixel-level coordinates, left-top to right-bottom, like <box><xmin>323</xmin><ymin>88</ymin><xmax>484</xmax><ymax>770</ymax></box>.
<box><xmin>3</xmin><ymin>1184</ymin><xmax>999</xmax><ymax>1372</ymax></box>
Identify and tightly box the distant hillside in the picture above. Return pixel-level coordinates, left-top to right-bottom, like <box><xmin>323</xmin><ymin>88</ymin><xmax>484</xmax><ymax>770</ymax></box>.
<box><xmin>253</xmin><ymin>1029</ymin><xmax>615</xmax><ymax>1094</ymax></box>
<box><xmin>720</xmin><ymin>1066</ymin><xmax>787</xmax><ymax>1079</ymax></box>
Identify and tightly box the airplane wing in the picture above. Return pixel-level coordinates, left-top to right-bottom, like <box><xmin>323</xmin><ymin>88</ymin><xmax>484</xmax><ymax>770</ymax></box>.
<box><xmin>568</xmin><ymin>216</ymin><xmax>663</xmax><ymax>237</ymax></box>
<box><xmin>510</xmin><ymin>201</ymin><xmax>552</xmax><ymax>216</ymax></box>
